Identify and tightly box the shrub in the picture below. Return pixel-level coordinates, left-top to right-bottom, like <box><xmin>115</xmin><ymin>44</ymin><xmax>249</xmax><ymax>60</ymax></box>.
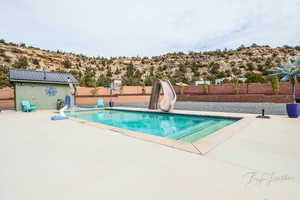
<box><xmin>63</xmin><ymin>59</ymin><xmax>72</xmax><ymax>69</ymax></box>
<box><xmin>178</xmin><ymin>64</ymin><xmax>187</xmax><ymax>73</ymax></box>
<box><xmin>245</xmin><ymin>72</ymin><xmax>265</xmax><ymax>83</ymax></box>
<box><xmin>0</xmin><ymin>39</ymin><xmax>5</xmax><ymax>43</ymax></box>
<box><xmin>237</xmin><ymin>44</ymin><xmax>246</xmax><ymax>51</ymax></box>
<box><xmin>4</xmin><ymin>55</ymin><xmax>11</xmax><ymax>63</ymax></box>
<box><xmin>271</xmin><ymin>76</ymin><xmax>280</xmax><ymax>94</ymax></box>
<box><xmin>224</xmin><ymin>69</ymin><xmax>231</xmax><ymax>77</ymax></box>
<box><xmin>216</xmin><ymin>71</ymin><xmax>226</xmax><ymax>79</ymax></box>
<box><xmin>232</xmin><ymin>67</ymin><xmax>241</xmax><ymax>75</ymax></box>
<box><xmin>268</xmin><ymin>55</ymin><xmax>300</xmax><ymax>103</ymax></box>
<box><xmin>209</xmin><ymin>62</ymin><xmax>220</xmax><ymax>74</ymax></box>
<box><xmin>32</xmin><ymin>58</ymin><xmax>39</xmax><ymax>65</ymax></box>
<box><xmin>265</xmin><ymin>58</ymin><xmax>273</xmax><ymax>67</ymax></box>
<box><xmin>246</xmin><ymin>62</ymin><xmax>255</xmax><ymax>71</ymax></box>
<box><xmin>122</xmin><ymin>63</ymin><xmax>142</xmax><ymax>86</ymax></box>
<box><xmin>119</xmin><ymin>85</ymin><xmax>124</xmax><ymax>94</ymax></box>
<box><xmin>257</xmin><ymin>64</ymin><xmax>264</xmax><ymax>71</ymax></box>
<box><xmin>203</xmin><ymin>85</ymin><xmax>209</xmax><ymax>94</ymax></box>
<box><xmin>115</xmin><ymin>67</ymin><xmax>121</xmax><ymax>74</ymax></box>
<box><xmin>11</xmin><ymin>48</ymin><xmax>22</xmax><ymax>53</ymax></box>
<box><xmin>180</xmin><ymin>85</ymin><xmax>185</xmax><ymax>95</ymax></box>
<box><xmin>106</xmin><ymin>66</ymin><xmax>112</xmax><ymax>77</ymax></box>
<box><xmin>251</xmin><ymin>43</ymin><xmax>259</xmax><ymax>48</ymax></box>
<box><xmin>8</xmin><ymin>42</ymin><xmax>17</xmax><ymax>46</ymax></box>
<box><xmin>90</xmin><ymin>87</ymin><xmax>99</xmax><ymax>96</ymax></box>
<box><xmin>56</xmin><ymin>99</ymin><xmax>64</xmax><ymax>110</ymax></box>
<box><xmin>96</xmin><ymin>74</ymin><xmax>111</xmax><ymax>87</ymax></box>
<box><xmin>243</xmin><ymin>51</ymin><xmax>253</xmax><ymax>56</ymax></box>
<box><xmin>12</xmin><ymin>56</ymin><xmax>28</xmax><ymax>69</ymax></box>
<box><xmin>283</xmin><ymin>45</ymin><xmax>292</xmax><ymax>49</ymax></box>
<box><xmin>0</xmin><ymin>65</ymin><xmax>10</xmax><ymax>87</ymax></box>
<box><xmin>142</xmin><ymin>85</ymin><xmax>146</xmax><ymax>95</ymax></box>
<box><xmin>81</xmin><ymin>68</ymin><xmax>97</xmax><ymax>87</ymax></box>
<box><xmin>232</xmin><ymin>79</ymin><xmax>240</xmax><ymax>94</ymax></box>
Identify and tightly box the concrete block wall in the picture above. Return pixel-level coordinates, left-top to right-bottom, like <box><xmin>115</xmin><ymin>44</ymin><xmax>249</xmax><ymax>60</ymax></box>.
<box><xmin>177</xmin><ymin>94</ymin><xmax>292</xmax><ymax>103</ymax></box>
<box><xmin>0</xmin><ymin>88</ymin><xmax>14</xmax><ymax>108</ymax></box>
<box><xmin>1</xmin><ymin>83</ymin><xmax>300</xmax><ymax>108</ymax></box>
<box><xmin>176</xmin><ymin>83</ymin><xmax>300</xmax><ymax>97</ymax></box>
<box><xmin>76</xmin><ymin>96</ymin><xmax>151</xmax><ymax>105</ymax></box>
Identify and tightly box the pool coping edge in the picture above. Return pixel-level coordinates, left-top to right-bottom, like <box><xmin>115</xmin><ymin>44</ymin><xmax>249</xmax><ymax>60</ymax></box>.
<box><xmin>67</xmin><ymin>107</ymin><xmax>256</xmax><ymax>155</ymax></box>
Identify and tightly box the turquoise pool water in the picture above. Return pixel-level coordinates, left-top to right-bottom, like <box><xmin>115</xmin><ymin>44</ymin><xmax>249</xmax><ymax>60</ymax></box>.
<box><xmin>67</xmin><ymin>110</ymin><xmax>238</xmax><ymax>142</ymax></box>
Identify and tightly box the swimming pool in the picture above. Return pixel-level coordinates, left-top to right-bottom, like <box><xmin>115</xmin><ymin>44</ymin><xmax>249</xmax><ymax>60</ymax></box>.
<box><xmin>67</xmin><ymin>110</ymin><xmax>239</xmax><ymax>142</ymax></box>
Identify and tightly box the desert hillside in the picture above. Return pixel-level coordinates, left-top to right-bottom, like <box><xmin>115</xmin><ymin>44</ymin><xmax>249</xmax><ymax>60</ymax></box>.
<box><xmin>0</xmin><ymin>39</ymin><xmax>299</xmax><ymax>87</ymax></box>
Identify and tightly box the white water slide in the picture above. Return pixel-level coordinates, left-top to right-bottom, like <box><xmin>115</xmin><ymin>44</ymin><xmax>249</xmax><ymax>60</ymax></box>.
<box><xmin>148</xmin><ymin>79</ymin><xmax>177</xmax><ymax>112</ymax></box>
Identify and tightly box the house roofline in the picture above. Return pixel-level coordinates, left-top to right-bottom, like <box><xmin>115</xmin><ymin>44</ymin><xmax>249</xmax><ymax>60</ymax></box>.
<box><xmin>10</xmin><ymin>79</ymin><xmax>79</xmax><ymax>85</ymax></box>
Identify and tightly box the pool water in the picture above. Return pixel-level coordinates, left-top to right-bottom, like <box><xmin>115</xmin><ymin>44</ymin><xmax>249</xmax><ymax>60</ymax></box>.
<box><xmin>67</xmin><ymin>110</ymin><xmax>238</xmax><ymax>142</ymax></box>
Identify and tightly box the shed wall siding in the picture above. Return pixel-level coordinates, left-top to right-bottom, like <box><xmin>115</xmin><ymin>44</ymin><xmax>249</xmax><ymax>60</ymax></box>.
<box><xmin>15</xmin><ymin>83</ymin><xmax>74</xmax><ymax>111</ymax></box>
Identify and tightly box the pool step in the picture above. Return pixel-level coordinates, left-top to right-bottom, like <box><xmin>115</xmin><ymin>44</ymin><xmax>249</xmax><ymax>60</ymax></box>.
<box><xmin>179</xmin><ymin>120</ymin><xmax>234</xmax><ymax>143</ymax></box>
<box><xmin>167</xmin><ymin>120</ymin><xmax>217</xmax><ymax>140</ymax></box>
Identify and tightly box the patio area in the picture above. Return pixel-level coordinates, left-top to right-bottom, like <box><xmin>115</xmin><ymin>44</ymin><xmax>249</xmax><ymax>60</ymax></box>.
<box><xmin>0</xmin><ymin>110</ymin><xmax>299</xmax><ymax>200</ymax></box>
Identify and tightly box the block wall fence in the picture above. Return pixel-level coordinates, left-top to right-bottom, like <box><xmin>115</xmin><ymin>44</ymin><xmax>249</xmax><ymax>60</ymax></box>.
<box><xmin>1</xmin><ymin>83</ymin><xmax>300</xmax><ymax>108</ymax></box>
<box><xmin>175</xmin><ymin>82</ymin><xmax>300</xmax><ymax>103</ymax></box>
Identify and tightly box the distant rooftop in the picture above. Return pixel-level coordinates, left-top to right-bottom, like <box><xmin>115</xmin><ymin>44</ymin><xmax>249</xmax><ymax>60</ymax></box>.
<box><xmin>9</xmin><ymin>68</ymin><xmax>78</xmax><ymax>85</ymax></box>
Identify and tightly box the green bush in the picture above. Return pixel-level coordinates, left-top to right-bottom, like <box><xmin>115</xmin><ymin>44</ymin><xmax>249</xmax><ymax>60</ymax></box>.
<box><xmin>209</xmin><ymin>62</ymin><xmax>220</xmax><ymax>74</ymax></box>
<box><xmin>245</xmin><ymin>72</ymin><xmax>265</xmax><ymax>83</ymax></box>
<box><xmin>81</xmin><ymin>69</ymin><xmax>97</xmax><ymax>87</ymax></box>
<box><xmin>237</xmin><ymin>44</ymin><xmax>246</xmax><ymax>51</ymax></box>
<box><xmin>56</xmin><ymin>99</ymin><xmax>64</xmax><ymax>110</ymax></box>
<box><xmin>121</xmin><ymin>63</ymin><xmax>142</xmax><ymax>86</ymax></box>
<box><xmin>203</xmin><ymin>85</ymin><xmax>209</xmax><ymax>94</ymax></box>
<box><xmin>63</xmin><ymin>59</ymin><xmax>72</xmax><ymax>69</ymax></box>
<box><xmin>216</xmin><ymin>71</ymin><xmax>226</xmax><ymax>79</ymax></box>
<box><xmin>32</xmin><ymin>58</ymin><xmax>39</xmax><ymax>65</ymax></box>
<box><xmin>271</xmin><ymin>76</ymin><xmax>280</xmax><ymax>94</ymax></box>
<box><xmin>8</xmin><ymin>42</ymin><xmax>17</xmax><ymax>46</ymax></box>
<box><xmin>12</xmin><ymin>56</ymin><xmax>28</xmax><ymax>69</ymax></box>
<box><xmin>232</xmin><ymin>79</ymin><xmax>240</xmax><ymax>94</ymax></box>
<box><xmin>0</xmin><ymin>68</ymin><xmax>9</xmax><ymax>87</ymax></box>
<box><xmin>106</xmin><ymin>66</ymin><xmax>112</xmax><ymax>77</ymax></box>
<box><xmin>96</xmin><ymin>74</ymin><xmax>111</xmax><ymax>87</ymax></box>
<box><xmin>251</xmin><ymin>43</ymin><xmax>259</xmax><ymax>48</ymax></box>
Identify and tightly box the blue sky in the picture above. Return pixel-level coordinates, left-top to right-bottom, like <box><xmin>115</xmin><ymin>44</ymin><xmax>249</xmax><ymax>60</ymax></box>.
<box><xmin>1</xmin><ymin>0</ymin><xmax>300</xmax><ymax>57</ymax></box>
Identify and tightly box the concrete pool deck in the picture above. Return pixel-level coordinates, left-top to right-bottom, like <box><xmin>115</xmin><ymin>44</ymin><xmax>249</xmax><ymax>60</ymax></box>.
<box><xmin>0</xmin><ymin>109</ymin><xmax>300</xmax><ymax>199</ymax></box>
<box><xmin>115</xmin><ymin>101</ymin><xmax>288</xmax><ymax>115</ymax></box>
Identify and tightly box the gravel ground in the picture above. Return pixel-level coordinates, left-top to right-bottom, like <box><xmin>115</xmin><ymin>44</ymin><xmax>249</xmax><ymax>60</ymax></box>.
<box><xmin>114</xmin><ymin>101</ymin><xmax>287</xmax><ymax>115</ymax></box>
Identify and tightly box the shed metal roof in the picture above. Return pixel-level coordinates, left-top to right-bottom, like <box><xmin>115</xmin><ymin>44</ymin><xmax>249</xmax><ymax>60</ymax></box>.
<box><xmin>9</xmin><ymin>69</ymin><xmax>79</xmax><ymax>85</ymax></box>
